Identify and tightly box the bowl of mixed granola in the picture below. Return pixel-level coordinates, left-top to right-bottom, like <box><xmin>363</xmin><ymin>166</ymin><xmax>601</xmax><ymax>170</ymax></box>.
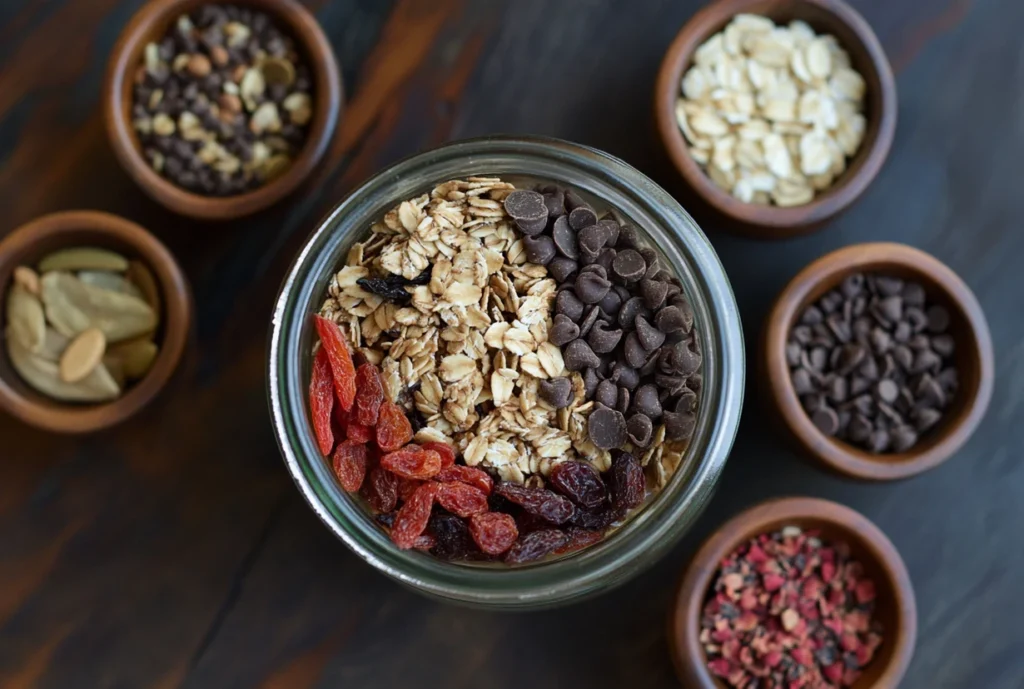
<box><xmin>268</xmin><ymin>136</ymin><xmax>744</xmax><ymax>607</ymax></box>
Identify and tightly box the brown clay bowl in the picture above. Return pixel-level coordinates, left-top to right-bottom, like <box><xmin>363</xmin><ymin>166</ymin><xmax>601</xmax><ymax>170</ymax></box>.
<box><xmin>763</xmin><ymin>243</ymin><xmax>994</xmax><ymax>480</ymax></box>
<box><xmin>669</xmin><ymin>496</ymin><xmax>916</xmax><ymax>689</ymax></box>
<box><xmin>104</xmin><ymin>0</ymin><xmax>342</xmax><ymax>221</ymax></box>
<box><xmin>654</xmin><ymin>0</ymin><xmax>897</xmax><ymax>237</ymax></box>
<box><xmin>0</xmin><ymin>211</ymin><xmax>192</xmax><ymax>433</ymax></box>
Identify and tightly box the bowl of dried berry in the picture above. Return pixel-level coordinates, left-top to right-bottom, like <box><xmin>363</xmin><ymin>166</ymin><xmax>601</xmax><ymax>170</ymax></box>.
<box><xmin>669</xmin><ymin>496</ymin><xmax>916</xmax><ymax>689</ymax></box>
<box><xmin>104</xmin><ymin>0</ymin><xmax>342</xmax><ymax>220</ymax></box>
<box><xmin>763</xmin><ymin>243</ymin><xmax>994</xmax><ymax>480</ymax></box>
<box><xmin>655</xmin><ymin>0</ymin><xmax>897</xmax><ymax>237</ymax></box>
<box><xmin>269</xmin><ymin>136</ymin><xmax>745</xmax><ymax>607</ymax></box>
<box><xmin>0</xmin><ymin>211</ymin><xmax>192</xmax><ymax>433</ymax></box>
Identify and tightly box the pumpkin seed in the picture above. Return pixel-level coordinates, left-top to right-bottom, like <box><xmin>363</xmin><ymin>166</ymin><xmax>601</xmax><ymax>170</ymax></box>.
<box><xmin>105</xmin><ymin>337</ymin><xmax>159</xmax><ymax>379</ymax></box>
<box><xmin>78</xmin><ymin>270</ymin><xmax>144</xmax><ymax>299</ymax></box>
<box><xmin>125</xmin><ymin>260</ymin><xmax>161</xmax><ymax>313</ymax></box>
<box><xmin>6</xmin><ymin>285</ymin><xmax>45</xmax><ymax>353</ymax></box>
<box><xmin>6</xmin><ymin>331</ymin><xmax>120</xmax><ymax>402</ymax></box>
<box><xmin>38</xmin><ymin>247</ymin><xmax>129</xmax><ymax>273</ymax></box>
<box><xmin>13</xmin><ymin>266</ymin><xmax>41</xmax><ymax>295</ymax></box>
<box><xmin>60</xmin><ymin>327</ymin><xmax>107</xmax><ymax>383</ymax></box>
<box><xmin>41</xmin><ymin>271</ymin><xmax>157</xmax><ymax>342</ymax></box>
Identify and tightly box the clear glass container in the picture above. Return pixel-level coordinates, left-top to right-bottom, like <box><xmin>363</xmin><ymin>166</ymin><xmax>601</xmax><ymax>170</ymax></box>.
<box><xmin>268</xmin><ymin>136</ymin><xmax>744</xmax><ymax>609</ymax></box>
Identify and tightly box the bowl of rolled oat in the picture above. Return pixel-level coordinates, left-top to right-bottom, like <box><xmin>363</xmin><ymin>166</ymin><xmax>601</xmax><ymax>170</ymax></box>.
<box><xmin>655</xmin><ymin>0</ymin><xmax>897</xmax><ymax>237</ymax></box>
<box><xmin>268</xmin><ymin>136</ymin><xmax>744</xmax><ymax>608</ymax></box>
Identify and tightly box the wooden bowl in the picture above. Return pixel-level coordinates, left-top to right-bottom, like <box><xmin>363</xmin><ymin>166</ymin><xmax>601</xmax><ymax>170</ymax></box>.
<box><xmin>763</xmin><ymin>243</ymin><xmax>994</xmax><ymax>480</ymax></box>
<box><xmin>654</xmin><ymin>0</ymin><xmax>897</xmax><ymax>237</ymax></box>
<box><xmin>669</xmin><ymin>496</ymin><xmax>916</xmax><ymax>689</ymax></box>
<box><xmin>103</xmin><ymin>0</ymin><xmax>342</xmax><ymax>221</ymax></box>
<box><xmin>0</xmin><ymin>211</ymin><xmax>192</xmax><ymax>433</ymax></box>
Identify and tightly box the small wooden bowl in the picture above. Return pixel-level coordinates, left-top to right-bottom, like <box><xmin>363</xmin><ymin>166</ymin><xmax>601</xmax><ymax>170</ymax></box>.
<box><xmin>669</xmin><ymin>496</ymin><xmax>916</xmax><ymax>689</ymax></box>
<box><xmin>0</xmin><ymin>211</ymin><xmax>192</xmax><ymax>433</ymax></box>
<box><xmin>103</xmin><ymin>0</ymin><xmax>342</xmax><ymax>221</ymax></box>
<box><xmin>654</xmin><ymin>0</ymin><xmax>897</xmax><ymax>237</ymax></box>
<box><xmin>763</xmin><ymin>243</ymin><xmax>994</xmax><ymax>480</ymax></box>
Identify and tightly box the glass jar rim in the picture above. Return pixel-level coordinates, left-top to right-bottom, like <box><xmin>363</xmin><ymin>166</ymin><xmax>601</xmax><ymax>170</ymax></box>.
<box><xmin>268</xmin><ymin>135</ymin><xmax>745</xmax><ymax>608</ymax></box>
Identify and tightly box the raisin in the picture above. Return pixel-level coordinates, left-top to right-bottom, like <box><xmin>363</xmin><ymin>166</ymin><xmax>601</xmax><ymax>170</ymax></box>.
<box><xmin>407</xmin><ymin>265</ymin><xmax>433</xmax><ymax>285</ymax></box>
<box><xmin>412</xmin><ymin>533</ymin><xmax>436</xmax><ymax>550</ymax></box>
<box><xmin>504</xmin><ymin>529</ymin><xmax>568</xmax><ymax>564</ymax></box>
<box><xmin>357</xmin><ymin>277</ymin><xmax>411</xmax><ymax>304</ymax></box>
<box><xmin>494</xmin><ymin>482</ymin><xmax>575</xmax><ymax>525</ymax></box>
<box><xmin>514</xmin><ymin>511</ymin><xmax>553</xmax><ymax>535</ymax></box>
<box><xmin>331</xmin><ymin>441</ymin><xmax>368</xmax><ymax>492</ymax></box>
<box><xmin>376</xmin><ymin>511</ymin><xmax>397</xmax><ymax>528</ymax></box>
<box><xmin>436</xmin><ymin>482</ymin><xmax>488</xmax><ymax>517</ymax></box>
<box><xmin>375</xmin><ymin>400</ymin><xmax>413</xmax><ymax>451</ymax></box>
<box><xmin>362</xmin><ymin>467</ymin><xmax>398</xmax><ymax>513</ymax></box>
<box><xmin>333</xmin><ymin>405</ymin><xmax>372</xmax><ymax>444</ymax></box>
<box><xmin>548</xmin><ymin>459</ymin><xmax>608</xmax><ymax>508</ymax></box>
<box><xmin>429</xmin><ymin>512</ymin><xmax>478</xmax><ymax>560</ymax></box>
<box><xmin>435</xmin><ymin>464</ymin><xmax>493</xmax><ymax>495</ymax></box>
<box><xmin>419</xmin><ymin>441</ymin><xmax>456</xmax><ymax>468</ymax></box>
<box><xmin>381</xmin><ymin>447</ymin><xmax>442</xmax><ymax>479</ymax></box>
<box><xmin>609</xmin><ymin>451</ymin><xmax>645</xmax><ymax>510</ymax></box>
<box><xmin>309</xmin><ymin>348</ymin><xmax>335</xmax><ymax>456</ymax></box>
<box><xmin>391</xmin><ymin>483</ymin><xmax>439</xmax><ymax>549</ymax></box>
<box><xmin>570</xmin><ymin>503</ymin><xmax>622</xmax><ymax>531</ymax></box>
<box><xmin>553</xmin><ymin>527</ymin><xmax>604</xmax><ymax>555</ymax></box>
<box><xmin>468</xmin><ymin>512</ymin><xmax>519</xmax><ymax>555</ymax></box>
<box><xmin>354</xmin><ymin>363</ymin><xmax>385</xmax><ymax>426</ymax></box>
<box><xmin>314</xmin><ymin>316</ymin><xmax>356</xmax><ymax>411</ymax></box>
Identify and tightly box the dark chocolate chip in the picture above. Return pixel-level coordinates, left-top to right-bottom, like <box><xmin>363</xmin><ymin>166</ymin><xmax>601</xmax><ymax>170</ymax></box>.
<box><xmin>930</xmin><ymin>334</ymin><xmax>955</xmax><ymax>357</ymax></box>
<box><xmin>564</xmin><ymin>339</ymin><xmax>601</xmax><ymax>371</ymax></box>
<box><xmin>599</xmin><ymin>289</ymin><xmax>623</xmax><ymax>318</ymax></box>
<box><xmin>597</xmin><ymin>218</ymin><xmax>620</xmax><ymax>247</ymax></box>
<box><xmin>617</xmin><ymin>224</ymin><xmax>640</xmax><ymax>249</ymax></box>
<box><xmin>875</xmin><ymin>276</ymin><xmax>903</xmax><ymax>296</ymax></box>
<box><xmin>564</xmin><ymin>189</ymin><xmax>587</xmax><ymax>211</ymax></box>
<box><xmin>539</xmin><ymin>377</ymin><xmax>574</xmax><ymax>409</ymax></box>
<box><xmin>847</xmin><ymin>414</ymin><xmax>872</xmax><ymax>442</ymax></box>
<box><xmin>654</xmin><ymin>305</ymin><xmax>687</xmax><ymax>333</ymax></box>
<box><xmin>640</xmin><ymin>278</ymin><xmax>668</xmax><ymax>310</ymax></box>
<box><xmin>549</xmin><ymin>314</ymin><xmax>581</xmax><ymax>346</ymax></box>
<box><xmin>548</xmin><ymin>257</ymin><xmax>579</xmax><ymax>283</ymax></box>
<box><xmin>588</xmin><ymin>320</ymin><xmax>623</xmax><ymax>354</ymax></box>
<box><xmin>634</xmin><ymin>315</ymin><xmax>666</xmax><ymax>351</ymax></box>
<box><xmin>926</xmin><ymin>305</ymin><xmax>950</xmax><ymax>333</ymax></box>
<box><xmin>905</xmin><ymin>307</ymin><xmax>928</xmax><ymax>333</ymax></box>
<box><xmin>610</xmin><ymin>364</ymin><xmax>639</xmax><ymax>390</ymax></box>
<box><xmin>675</xmin><ymin>389</ymin><xmax>697</xmax><ymax>414</ymax></box>
<box><xmin>616</xmin><ymin>387</ymin><xmax>630</xmax><ymax>415</ymax></box>
<box><xmin>841</xmin><ymin>273</ymin><xmax>865</xmax><ymax>298</ymax></box>
<box><xmin>902</xmin><ymin>282</ymin><xmax>926</xmax><ymax>306</ymax></box>
<box><xmin>786</xmin><ymin>342</ymin><xmax>803</xmax><ymax>367</ymax></box>
<box><xmin>618</xmin><ymin>297</ymin><xmax>649</xmax><ymax>329</ymax></box>
<box><xmin>552</xmin><ymin>215</ymin><xmax>578</xmax><ymax>259</ymax></box>
<box><xmin>569</xmin><ymin>206</ymin><xmax>598</xmax><ymax>231</ymax></box>
<box><xmin>588</xmin><ymin>405</ymin><xmax>627</xmax><ymax>449</ymax></box>
<box><xmin>663</xmin><ymin>410</ymin><xmax>696</xmax><ymax>441</ymax></box>
<box><xmin>634</xmin><ymin>384</ymin><xmax>662</xmax><ymax>419</ymax></box>
<box><xmin>543</xmin><ymin>190</ymin><xmax>565</xmax><ymax>217</ymax></box>
<box><xmin>891</xmin><ymin>425</ymin><xmax>918</xmax><ymax>452</ymax></box>
<box><xmin>623</xmin><ymin>331</ymin><xmax>649</xmax><ymax>368</ymax></box>
<box><xmin>582</xmin><ymin>368</ymin><xmax>600</xmax><ymax>400</ymax></box>
<box><xmin>523</xmin><ymin>234</ymin><xmax>556</xmax><ymax>265</ymax></box>
<box><xmin>503</xmin><ymin>189</ymin><xmax>547</xmax><ymax>222</ymax></box>
<box><xmin>556</xmin><ymin>290</ymin><xmax>585</xmax><ymax>322</ymax></box>
<box><xmin>595</xmin><ymin>379</ymin><xmax>618</xmax><ymax>409</ymax></box>
<box><xmin>627</xmin><ymin>413</ymin><xmax>653</xmax><ymax>447</ymax></box>
<box><xmin>801</xmin><ymin>306</ymin><xmax>824</xmax><ymax>326</ymax></box>
<box><xmin>639</xmin><ymin>247</ymin><xmax>660</xmax><ymax>280</ymax></box>
<box><xmin>612</xmin><ymin>249</ymin><xmax>646</xmax><ymax>282</ymax></box>
<box><xmin>516</xmin><ymin>215</ymin><xmax>549</xmax><ymax>235</ymax></box>
<box><xmin>595</xmin><ymin>248</ymin><xmax>617</xmax><ymax>274</ymax></box>
<box><xmin>875</xmin><ymin>379</ymin><xmax>899</xmax><ymax>403</ymax></box>
<box><xmin>655</xmin><ymin>372</ymin><xmax>688</xmax><ymax>395</ymax></box>
<box><xmin>575</xmin><ymin>271</ymin><xmax>612</xmax><ymax>304</ymax></box>
<box><xmin>810</xmin><ymin>406</ymin><xmax>839</xmax><ymax>435</ymax></box>
<box><xmin>868</xmin><ymin>429</ymin><xmax>890</xmax><ymax>452</ymax></box>
<box><xmin>792</xmin><ymin>368</ymin><xmax>814</xmax><ymax>395</ymax></box>
<box><xmin>578</xmin><ymin>305</ymin><xmax>601</xmax><ymax>338</ymax></box>
<box><xmin>913</xmin><ymin>407</ymin><xmax>942</xmax><ymax>432</ymax></box>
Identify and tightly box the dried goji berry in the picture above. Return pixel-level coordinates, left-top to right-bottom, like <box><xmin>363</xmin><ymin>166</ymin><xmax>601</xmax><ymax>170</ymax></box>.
<box><xmin>381</xmin><ymin>447</ymin><xmax>442</xmax><ymax>480</ymax></box>
<box><xmin>354</xmin><ymin>363</ymin><xmax>385</xmax><ymax>426</ymax></box>
<box><xmin>332</xmin><ymin>440</ymin><xmax>368</xmax><ymax>492</ymax></box>
<box><xmin>494</xmin><ymin>481</ymin><xmax>575</xmax><ymax>524</ymax></box>
<box><xmin>391</xmin><ymin>483</ymin><xmax>439</xmax><ymax>549</ymax></box>
<box><xmin>434</xmin><ymin>464</ymin><xmax>493</xmax><ymax>495</ymax></box>
<box><xmin>436</xmin><ymin>482</ymin><xmax>488</xmax><ymax>517</ymax></box>
<box><xmin>504</xmin><ymin>529</ymin><xmax>568</xmax><ymax>564</ymax></box>
<box><xmin>347</xmin><ymin>420</ymin><xmax>373</xmax><ymax>444</ymax></box>
<box><xmin>419</xmin><ymin>441</ymin><xmax>456</xmax><ymax>468</ymax></box>
<box><xmin>314</xmin><ymin>315</ymin><xmax>356</xmax><ymax>411</ymax></box>
<box><xmin>361</xmin><ymin>467</ymin><xmax>398</xmax><ymax>513</ymax></box>
<box><xmin>309</xmin><ymin>347</ymin><xmax>334</xmax><ymax>456</ymax></box>
<box><xmin>375</xmin><ymin>400</ymin><xmax>413</xmax><ymax>452</ymax></box>
<box><xmin>468</xmin><ymin>512</ymin><xmax>518</xmax><ymax>555</ymax></box>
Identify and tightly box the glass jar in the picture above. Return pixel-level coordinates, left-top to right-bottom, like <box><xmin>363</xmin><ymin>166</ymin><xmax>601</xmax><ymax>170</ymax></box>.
<box><xmin>268</xmin><ymin>136</ymin><xmax>744</xmax><ymax>609</ymax></box>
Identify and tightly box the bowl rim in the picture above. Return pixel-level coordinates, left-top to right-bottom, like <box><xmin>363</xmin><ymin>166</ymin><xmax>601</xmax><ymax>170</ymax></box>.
<box><xmin>103</xmin><ymin>0</ymin><xmax>343</xmax><ymax>221</ymax></box>
<box><xmin>654</xmin><ymin>0</ymin><xmax>898</xmax><ymax>236</ymax></box>
<box><xmin>763</xmin><ymin>242</ymin><xmax>995</xmax><ymax>480</ymax></box>
<box><xmin>669</xmin><ymin>496</ymin><xmax>917</xmax><ymax>689</ymax></box>
<box><xmin>0</xmin><ymin>210</ymin><xmax>192</xmax><ymax>433</ymax></box>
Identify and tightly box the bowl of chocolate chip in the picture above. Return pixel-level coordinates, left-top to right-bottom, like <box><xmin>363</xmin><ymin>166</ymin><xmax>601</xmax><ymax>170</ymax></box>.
<box><xmin>763</xmin><ymin>243</ymin><xmax>994</xmax><ymax>480</ymax></box>
<box><xmin>104</xmin><ymin>0</ymin><xmax>342</xmax><ymax>220</ymax></box>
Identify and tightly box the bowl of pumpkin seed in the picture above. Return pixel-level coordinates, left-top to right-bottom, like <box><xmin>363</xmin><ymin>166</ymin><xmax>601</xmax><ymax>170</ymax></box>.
<box><xmin>0</xmin><ymin>210</ymin><xmax>192</xmax><ymax>433</ymax></box>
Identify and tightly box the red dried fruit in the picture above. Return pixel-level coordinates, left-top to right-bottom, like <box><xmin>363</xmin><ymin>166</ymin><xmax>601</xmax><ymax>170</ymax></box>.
<box><xmin>332</xmin><ymin>405</ymin><xmax>373</xmax><ymax>444</ymax></box>
<box><xmin>436</xmin><ymin>482</ymin><xmax>488</xmax><ymax>517</ymax></box>
<box><xmin>354</xmin><ymin>363</ymin><xmax>385</xmax><ymax>426</ymax></box>
<box><xmin>396</xmin><ymin>477</ymin><xmax>422</xmax><ymax>502</ymax></box>
<box><xmin>361</xmin><ymin>467</ymin><xmax>398</xmax><ymax>513</ymax></box>
<box><xmin>494</xmin><ymin>481</ymin><xmax>575</xmax><ymax>524</ymax></box>
<box><xmin>552</xmin><ymin>527</ymin><xmax>604</xmax><ymax>554</ymax></box>
<box><xmin>419</xmin><ymin>441</ymin><xmax>456</xmax><ymax>468</ymax></box>
<box><xmin>504</xmin><ymin>529</ymin><xmax>568</xmax><ymax>564</ymax></box>
<box><xmin>314</xmin><ymin>316</ymin><xmax>356</xmax><ymax>410</ymax></box>
<box><xmin>468</xmin><ymin>512</ymin><xmax>518</xmax><ymax>555</ymax></box>
<box><xmin>609</xmin><ymin>451</ymin><xmax>645</xmax><ymax>510</ymax></box>
<box><xmin>391</xmin><ymin>483</ymin><xmax>439</xmax><ymax>549</ymax></box>
<box><xmin>434</xmin><ymin>464</ymin><xmax>493</xmax><ymax>495</ymax></box>
<box><xmin>548</xmin><ymin>459</ymin><xmax>608</xmax><ymax>508</ymax></box>
<box><xmin>412</xmin><ymin>533</ymin><xmax>436</xmax><ymax>550</ymax></box>
<box><xmin>309</xmin><ymin>347</ymin><xmax>335</xmax><ymax>455</ymax></box>
<box><xmin>381</xmin><ymin>447</ymin><xmax>442</xmax><ymax>479</ymax></box>
<box><xmin>375</xmin><ymin>400</ymin><xmax>413</xmax><ymax>451</ymax></box>
<box><xmin>331</xmin><ymin>441</ymin><xmax>368</xmax><ymax>492</ymax></box>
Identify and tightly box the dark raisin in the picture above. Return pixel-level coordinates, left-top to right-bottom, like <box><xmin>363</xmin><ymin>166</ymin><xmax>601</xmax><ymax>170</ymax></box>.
<box><xmin>548</xmin><ymin>460</ymin><xmax>608</xmax><ymax>509</ymax></box>
<box><xmin>428</xmin><ymin>511</ymin><xmax>478</xmax><ymax>560</ymax></box>
<box><xmin>376</xmin><ymin>511</ymin><xmax>397</xmax><ymax>528</ymax></box>
<box><xmin>609</xmin><ymin>451</ymin><xmax>645</xmax><ymax>510</ymax></box>
<box><xmin>569</xmin><ymin>503</ymin><xmax>622</xmax><ymax>531</ymax></box>
<box><xmin>407</xmin><ymin>265</ymin><xmax>433</xmax><ymax>285</ymax></box>
<box><xmin>504</xmin><ymin>529</ymin><xmax>569</xmax><ymax>564</ymax></box>
<box><xmin>358</xmin><ymin>277</ymin><xmax>411</xmax><ymax>304</ymax></box>
<box><xmin>494</xmin><ymin>482</ymin><xmax>575</xmax><ymax>525</ymax></box>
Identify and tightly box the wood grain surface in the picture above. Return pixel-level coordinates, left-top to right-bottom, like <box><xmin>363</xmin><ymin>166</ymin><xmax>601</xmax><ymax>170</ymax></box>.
<box><xmin>1</xmin><ymin>1</ymin><xmax>1022</xmax><ymax>687</ymax></box>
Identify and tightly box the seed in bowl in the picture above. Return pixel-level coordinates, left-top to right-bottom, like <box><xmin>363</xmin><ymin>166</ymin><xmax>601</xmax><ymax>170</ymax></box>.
<box><xmin>675</xmin><ymin>14</ymin><xmax>867</xmax><ymax>206</ymax></box>
<box><xmin>4</xmin><ymin>248</ymin><xmax>160</xmax><ymax>402</ymax></box>
<box><xmin>788</xmin><ymin>272</ymin><xmax>958</xmax><ymax>453</ymax></box>
<box><xmin>701</xmin><ymin>526</ymin><xmax>883</xmax><ymax>688</ymax></box>
<box><xmin>131</xmin><ymin>4</ymin><xmax>314</xmax><ymax>196</ymax></box>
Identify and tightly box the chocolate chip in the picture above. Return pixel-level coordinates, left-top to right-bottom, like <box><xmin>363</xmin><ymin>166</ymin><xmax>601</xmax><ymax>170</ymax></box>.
<box><xmin>926</xmin><ymin>305</ymin><xmax>950</xmax><ymax>333</ymax></box>
<box><xmin>639</xmin><ymin>247</ymin><xmax>660</xmax><ymax>280</ymax></box>
<box><xmin>640</xmin><ymin>278</ymin><xmax>668</xmax><ymax>310</ymax></box>
<box><xmin>810</xmin><ymin>406</ymin><xmax>839</xmax><ymax>435</ymax></box>
<box><xmin>575</xmin><ymin>272</ymin><xmax>611</xmax><ymax>305</ymax></box>
<box><xmin>595</xmin><ymin>248</ymin><xmax>617</xmax><ymax>274</ymax></box>
<box><xmin>523</xmin><ymin>235</ymin><xmax>556</xmax><ymax>265</ymax></box>
<box><xmin>868</xmin><ymin>429</ymin><xmax>890</xmax><ymax>452</ymax></box>
<box><xmin>599</xmin><ymin>289</ymin><xmax>623</xmax><ymax>318</ymax></box>
<box><xmin>556</xmin><ymin>290</ymin><xmax>584</xmax><ymax>322</ymax></box>
<box><xmin>616</xmin><ymin>387</ymin><xmax>631</xmax><ymax>415</ymax></box>
<box><xmin>565</xmin><ymin>189</ymin><xmax>588</xmax><ymax>211</ymax></box>
<box><xmin>634</xmin><ymin>315</ymin><xmax>666</xmax><ymax>351</ymax></box>
<box><xmin>627</xmin><ymin>413</ymin><xmax>653</xmax><ymax>447</ymax></box>
<box><xmin>617</xmin><ymin>224</ymin><xmax>640</xmax><ymax>249</ymax></box>
<box><xmin>503</xmin><ymin>190</ymin><xmax>547</xmax><ymax>222</ymax></box>
<box><xmin>623</xmin><ymin>331</ymin><xmax>649</xmax><ymax>368</ymax></box>
<box><xmin>564</xmin><ymin>339</ymin><xmax>601</xmax><ymax>371</ymax></box>
<box><xmin>588</xmin><ymin>320</ymin><xmax>623</xmax><ymax>354</ymax></box>
<box><xmin>588</xmin><ymin>405</ymin><xmax>628</xmax><ymax>449</ymax></box>
<box><xmin>905</xmin><ymin>307</ymin><xmax>928</xmax><ymax>333</ymax></box>
<box><xmin>582</xmin><ymin>367</ymin><xmax>600</xmax><ymax>400</ymax></box>
<box><xmin>841</xmin><ymin>273</ymin><xmax>865</xmax><ymax>298</ymax></box>
<box><xmin>875</xmin><ymin>275</ymin><xmax>903</xmax><ymax>296</ymax></box>
<box><xmin>539</xmin><ymin>377</ymin><xmax>573</xmax><ymax>409</ymax></box>
<box><xmin>931</xmin><ymin>334</ymin><xmax>955</xmax><ymax>357</ymax></box>
<box><xmin>543</xmin><ymin>190</ymin><xmax>565</xmax><ymax>217</ymax></box>
<box><xmin>875</xmin><ymin>379</ymin><xmax>899</xmax><ymax>403</ymax></box>
<box><xmin>578</xmin><ymin>305</ymin><xmax>601</xmax><ymax>338</ymax></box>
<box><xmin>663</xmin><ymin>410</ymin><xmax>696</xmax><ymax>441</ymax></box>
<box><xmin>913</xmin><ymin>407</ymin><xmax>942</xmax><ymax>432</ymax></box>
<box><xmin>597</xmin><ymin>219</ymin><xmax>621</xmax><ymax>247</ymax></box>
<box><xmin>902</xmin><ymin>282</ymin><xmax>926</xmax><ymax>306</ymax></box>
<box><xmin>549</xmin><ymin>314</ymin><xmax>581</xmax><ymax>346</ymax></box>
<box><xmin>612</xmin><ymin>249</ymin><xmax>646</xmax><ymax>282</ymax></box>
<box><xmin>786</xmin><ymin>342</ymin><xmax>803</xmax><ymax>367</ymax></box>
<box><xmin>569</xmin><ymin>206</ymin><xmax>598</xmax><ymax>231</ymax></box>
<box><xmin>634</xmin><ymin>384</ymin><xmax>662</xmax><ymax>418</ymax></box>
<box><xmin>654</xmin><ymin>305</ymin><xmax>687</xmax><ymax>333</ymax></box>
<box><xmin>610</xmin><ymin>364</ymin><xmax>639</xmax><ymax>390</ymax></box>
<box><xmin>912</xmin><ymin>348</ymin><xmax>942</xmax><ymax>374</ymax></box>
<box><xmin>848</xmin><ymin>414</ymin><xmax>872</xmax><ymax>442</ymax></box>
<box><xmin>893</xmin><ymin>345</ymin><xmax>913</xmax><ymax>371</ymax></box>
<box><xmin>618</xmin><ymin>297</ymin><xmax>648</xmax><ymax>329</ymax></box>
<box><xmin>552</xmin><ymin>216</ymin><xmax>578</xmax><ymax>259</ymax></box>
<box><xmin>792</xmin><ymin>368</ymin><xmax>814</xmax><ymax>395</ymax></box>
<box><xmin>801</xmin><ymin>306</ymin><xmax>824</xmax><ymax>326</ymax></box>
<box><xmin>516</xmin><ymin>215</ymin><xmax>549</xmax><ymax>236</ymax></box>
<box><xmin>580</xmin><ymin>264</ymin><xmax>608</xmax><ymax>279</ymax></box>
<box><xmin>548</xmin><ymin>257</ymin><xmax>579</xmax><ymax>283</ymax></box>
<box><xmin>878</xmin><ymin>295</ymin><xmax>903</xmax><ymax>323</ymax></box>
<box><xmin>675</xmin><ymin>388</ymin><xmax>697</xmax><ymax>414</ymax></box>
<box><xmin>595</xmin><ymin>379</ymin><xmax>618</xmax><ymax>409</ymax></box>
<box><xmin>891</xmin><ymin>425</ymin><xmax>918</xmax><ymax>452</ymax></box>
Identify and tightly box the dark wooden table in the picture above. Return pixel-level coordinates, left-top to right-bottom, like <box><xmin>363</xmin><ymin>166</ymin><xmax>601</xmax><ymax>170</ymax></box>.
<box><xmin>2</xmin><ymin>0</ymin><xmax>1022</xmax><ymax>687</ymax></box>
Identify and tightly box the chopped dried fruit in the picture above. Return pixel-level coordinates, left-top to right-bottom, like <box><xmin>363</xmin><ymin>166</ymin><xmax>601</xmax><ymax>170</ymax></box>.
<box><xmin>434</xmin><ymin>464</ymin><xmax>493</xmax><ymax>495</ymax></box>
<box><xmin>314</xmin><ymin>315</ymin><xmax>356</xmax><ymax>410</ymax></box>
<box><xmin>362</xmin><ymin>467</ymin><xmax>398</xmax><ymax>513</ymax></box>
<box><xmin>494</xmin><ymin>482</ymin><xmax>575</xmax><ymax>525</ymax></box>
<box><xmin>375</xmin><ymin>400</ymin><xmax>413</xmax><ymax>452</ymax></box>
<box><xmin>436</xmin><ymin>482</ymin><xmax>488</xmax><ymax>517</ymax></box>
<box><xmin>354</xmin><ymin>363</ymin><xmax>385</xmax><ymax>426</ymax></box>
<box><xmin>331</xmin><ymin>441</ymin><xmax>368</xmax><ymax>492</ymax></box>
<box><xmin>504</xmin><ymin>529</ymin><xmax>568</xmax><ymax>564</ymax></box>
<box><xmin>548</xmin><ymin>459</ymin><xmax>608</xmax><ymax>508</ymax></box>
<box><xmin>381</xmin><ymin>447</ymin><xmax>442</xmax><ymax>480</ymax></box>
<box><xmin>430</xmin><ymin>512</ymin><xmax>479</xmax><ymax>560</ymax></box>
<box><xmin>419</xmin><ymin>441</ymin><xmax>456</xmax><ymax>468</ymax></box>
<box><xmin>468</xmin><ymin>512</ymin><xmax>518</xmax><ymax>555</ymax></box>
<box><xmin>391</xmin><ymin>483</ymin><xmax>439</xmax><ymax>549</ymax></box>
<box><xmin>309</xmin><ymin>347</ymin><xmax>334</xmax><ymax>455</ymax></box>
